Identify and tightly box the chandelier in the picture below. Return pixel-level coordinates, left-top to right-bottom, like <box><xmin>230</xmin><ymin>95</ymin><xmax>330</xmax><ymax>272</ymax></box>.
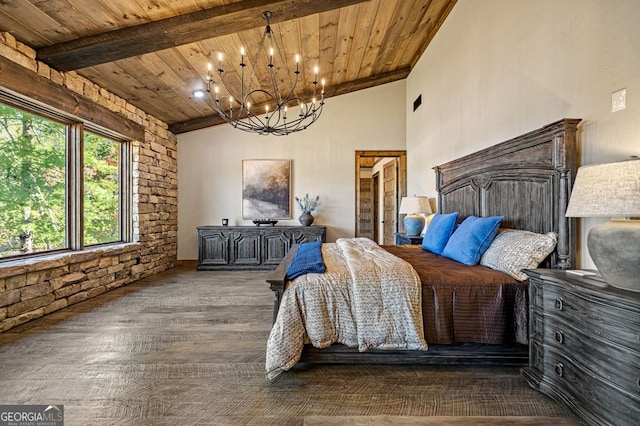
<box><xmin>198</xmin><ymin>11</ymin><xmax>325</xmax><ymax>136</ymax></box>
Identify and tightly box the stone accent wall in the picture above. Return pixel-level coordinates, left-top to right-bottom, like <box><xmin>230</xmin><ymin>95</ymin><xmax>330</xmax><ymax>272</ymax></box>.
<box><xmin>0</xmin><ymin>32</ymin><xmax>178</xmax><ymax>332</ymax></box>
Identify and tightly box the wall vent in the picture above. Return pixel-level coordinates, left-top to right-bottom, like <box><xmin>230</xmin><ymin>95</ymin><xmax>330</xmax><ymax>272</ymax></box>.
<box><xmin>413</xmin><ymin>94</ymin><xmax>422</xmax><ymax>111</ymax></box>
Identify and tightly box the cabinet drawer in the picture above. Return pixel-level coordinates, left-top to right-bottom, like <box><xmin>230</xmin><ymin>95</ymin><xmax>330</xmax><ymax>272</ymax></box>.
<box><xmin>262</xmin><ymin>230</ymin><xmax>290</xmax><ymax>266</ymax></box>
<box><xmin>529</xmin><ymin>277</ymin><xmax>544</xmax><ymax>313</ymax></box>
<box><xmin>543</xmin><ymin>348</ymin><xmax>640</xmax><ymax>426</ymax></box>
<box><xmin>198</xmin><ymin>232</ymin><xmax>230</xmax><ymax>266</ymax></box>
<box><xmin>543</xmin><ymin>319</ymin><xmax>640</xmax><ymax>400</ymax></box>
<box><xmin>528</xmin><ymin>337</ymin><xmax>544</xmax><ymax>376</ymax></box>
<box><xmin>530</xmin><ymin>311</ymin><xmax>544</xmax><ymax>341</ymax></box>
<box><xmin>543</xmin><ymin>286</ymin><xmax>640</xmax><ymax>353</ymax></box>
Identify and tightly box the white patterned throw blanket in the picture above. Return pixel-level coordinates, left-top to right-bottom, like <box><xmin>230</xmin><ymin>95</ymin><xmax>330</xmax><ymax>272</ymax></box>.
<box><xmin>266</xmin><ymin>237</ymin><xmax>427</xmax><ymax>380</ymax></box>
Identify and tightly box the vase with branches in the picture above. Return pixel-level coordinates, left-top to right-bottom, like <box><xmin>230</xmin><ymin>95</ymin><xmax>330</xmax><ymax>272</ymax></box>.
<box><xmin>295</xmin><ymin>194</ymin><xmax>320</xmax><ymax>225</ymax></box>
<box><xmin>295</xmin><ymin>194</ymin><xmax>320</xmax><ymax>213</ymax></box>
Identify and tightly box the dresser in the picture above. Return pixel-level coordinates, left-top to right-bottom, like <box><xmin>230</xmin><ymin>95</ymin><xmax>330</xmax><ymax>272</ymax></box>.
<box><xmin>197</xmin><ymin>225</ymin><xmax>326</xmax><ymax>270</ymax></box>
<box><xmin>522</xmin><ymin>269</ymin><xmax>640</xmax><ymax>426</ymax></box>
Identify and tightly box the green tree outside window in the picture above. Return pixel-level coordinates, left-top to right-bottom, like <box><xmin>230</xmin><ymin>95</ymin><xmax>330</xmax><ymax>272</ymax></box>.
<box><xmin>84</xmin><ymin>132</ymin><xmax>120</xmax><ymax>246</ymax></box>
<box><xmin>0</xmin><ymin>104</ymin><xmax>66</xmax><ymax>256</ymax></box>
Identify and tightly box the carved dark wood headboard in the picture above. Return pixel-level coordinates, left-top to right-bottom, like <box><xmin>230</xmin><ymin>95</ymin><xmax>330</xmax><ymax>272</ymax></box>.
<box><xmin>434</xmin><ymin>118</ymin><xmax>581</xmax><ymax>269</ymax></box>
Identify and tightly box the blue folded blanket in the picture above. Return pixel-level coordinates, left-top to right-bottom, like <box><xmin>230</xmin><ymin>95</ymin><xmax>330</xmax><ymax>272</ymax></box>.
<box><xmin>286</xmin><ymin>240</ymin><xmax>326</xmax><ymax>280</ymax></box>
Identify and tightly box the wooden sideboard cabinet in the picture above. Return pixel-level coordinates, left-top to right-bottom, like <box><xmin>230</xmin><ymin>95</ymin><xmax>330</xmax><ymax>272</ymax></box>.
<box><xmin>197</xmin><ymin>225</ymin><xmax>326</xmax><ymax>270</ymax></box>
<box><xmin>522</xmin><ymin>269</ymin><xmax>640</xmax><ymax>426</ymax></box>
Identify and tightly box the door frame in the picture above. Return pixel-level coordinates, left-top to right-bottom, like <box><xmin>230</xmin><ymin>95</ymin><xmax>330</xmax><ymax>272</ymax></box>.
<box><xmin>382</xmin><ymin>158</ymin><xmax>399</xmax><ymax>245</ymax></box>
<box><xmin>372</xmin><ymin>171</ymin><xmax>380</xmax><ymax>243</ymax></box>
<box><xmin>355</xmin><ymin>150</ymin><xmax>407</xmax><ymax>239</ymax></box>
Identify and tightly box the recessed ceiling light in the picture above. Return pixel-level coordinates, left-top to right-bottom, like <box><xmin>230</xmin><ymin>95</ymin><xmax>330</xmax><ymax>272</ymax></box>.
<box><xmin>192</xmin><ymin>89</ymin><xmax>205</xmax><ymax>98</ymax></box>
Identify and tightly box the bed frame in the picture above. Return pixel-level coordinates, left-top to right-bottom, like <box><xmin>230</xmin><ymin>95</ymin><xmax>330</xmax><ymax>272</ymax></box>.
<box><xmin>266</xmin><ymin>118</ymin><xmax>581</xmax><ymax>366</ymax></box>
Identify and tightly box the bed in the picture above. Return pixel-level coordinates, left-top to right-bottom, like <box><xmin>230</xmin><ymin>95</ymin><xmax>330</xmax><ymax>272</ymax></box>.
<box><xmin>265</xmin><ymin>118</ymin><xmax>580</xmax><ymax>377</ymax></box>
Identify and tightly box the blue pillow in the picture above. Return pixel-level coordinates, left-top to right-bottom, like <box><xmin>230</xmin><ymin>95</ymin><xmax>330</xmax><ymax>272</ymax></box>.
<box><xmin>421</xmin><ymin>212</ymin><xmax>459</xmax><ymax>254</ymax></box>
<box><xmin>442</xmin><ymin>215</ymin><xmax>503</xmax><ymax>265</ymax></box>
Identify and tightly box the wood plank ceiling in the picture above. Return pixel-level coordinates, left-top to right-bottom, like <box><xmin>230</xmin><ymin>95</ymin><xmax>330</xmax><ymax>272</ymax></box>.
<box><xmin>0</xmin><ymin>0</ymin><xmax>456</xmax><ymax>134</ymax></box>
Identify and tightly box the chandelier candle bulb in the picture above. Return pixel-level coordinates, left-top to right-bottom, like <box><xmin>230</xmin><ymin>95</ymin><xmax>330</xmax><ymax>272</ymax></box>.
<box><xmin>240</xmin><ymin>47</ymin><xmax>245</xmax><ymax>65</ymax></box>
<box><xmin>217</xmin><ymin>53</ymin><xmax>223</xmax><ymax>72</ymax></box>
<box><xmin>269</xmin><ymin>48</ymin><xmax>274</xmax><ymax>66</ymax></box>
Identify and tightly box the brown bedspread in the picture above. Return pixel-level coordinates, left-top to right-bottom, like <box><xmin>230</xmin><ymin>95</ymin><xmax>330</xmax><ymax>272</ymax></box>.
<box><xmin>383</xmin><ymin>245</ymin><xmax>528</xmax><ymax>345</ymax></box>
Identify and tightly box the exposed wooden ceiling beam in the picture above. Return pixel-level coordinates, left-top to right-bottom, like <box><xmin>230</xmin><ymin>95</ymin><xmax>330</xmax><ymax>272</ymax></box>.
<box><xmin>0</xmin><ymin>56</ymin><xmax>145</xmax><ymax>142</ymax></box>
<box><xmin>168</xmin><ymin>66</ymin><xmax>410</xmax><ymax>134</ymax></box>
<box><xmin>37</xmin><ymin>0</ymin><xmax>371</xmax><ymax>72</ymax></box>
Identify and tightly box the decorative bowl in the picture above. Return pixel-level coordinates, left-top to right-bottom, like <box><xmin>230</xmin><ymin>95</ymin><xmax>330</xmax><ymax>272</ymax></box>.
<box><xmin>252</xmin><ymin>219</ymin><xmax>278</xmax><ymax>226</ymax></box>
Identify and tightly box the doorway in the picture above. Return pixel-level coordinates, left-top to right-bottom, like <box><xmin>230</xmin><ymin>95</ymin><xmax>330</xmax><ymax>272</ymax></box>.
<box><xmin>355</xmin><ymin>150</ymin><xmax>407</xmax><ymax>244</ymax></box>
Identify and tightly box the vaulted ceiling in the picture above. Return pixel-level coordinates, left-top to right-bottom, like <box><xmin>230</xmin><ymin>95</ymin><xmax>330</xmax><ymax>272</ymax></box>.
<box><xmin>0</xmin><ymin>0</ymin><xmax>456</xmax><ymax>134</ymax></box>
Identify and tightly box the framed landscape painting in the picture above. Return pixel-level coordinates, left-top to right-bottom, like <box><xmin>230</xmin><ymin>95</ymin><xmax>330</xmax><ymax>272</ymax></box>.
<box><xmin>242</xmin><ymin>159</ymin><xmax>291</xmax><ymax>219</ymax></box>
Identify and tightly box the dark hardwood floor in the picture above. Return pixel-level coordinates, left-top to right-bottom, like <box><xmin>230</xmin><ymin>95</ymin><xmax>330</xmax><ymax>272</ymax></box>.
<box><xmin>0</xmin><ymin>266</ymin><xmax>576</xmax><ymax>425</ymax></box>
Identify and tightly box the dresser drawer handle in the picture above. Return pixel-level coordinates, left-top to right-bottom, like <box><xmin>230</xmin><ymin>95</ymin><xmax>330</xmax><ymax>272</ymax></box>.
<box><xmin>554</xmin><ymin>330</ymin><xmax>564</xmax><ymax>344</ymax></box>
<box><xmin>554</xmin><ymin>298</ymin><xmax>564</xmax><ymax>311</ymax></box>
<box><xmin>554</xmin><ymin>363</ymin><xmax>564</xmax><ymax>377</ymax></box>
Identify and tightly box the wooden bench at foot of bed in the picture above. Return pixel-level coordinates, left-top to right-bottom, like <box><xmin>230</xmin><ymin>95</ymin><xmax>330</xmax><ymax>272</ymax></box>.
<box><xmin>299</xmin><ymin>342</ymin><xmax>528</xmax><ymax>366</ymax></box>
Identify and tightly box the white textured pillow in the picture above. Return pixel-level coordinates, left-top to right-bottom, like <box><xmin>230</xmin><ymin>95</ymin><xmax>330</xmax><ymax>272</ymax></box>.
<box><xmin>480</xmin><ymin>230</ymin><xmax>558</xmax><ymax>281</ymax></box>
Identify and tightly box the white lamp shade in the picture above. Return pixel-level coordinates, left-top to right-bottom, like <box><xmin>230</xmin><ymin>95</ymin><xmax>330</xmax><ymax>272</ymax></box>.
<box><xmin>565</xmin><ymin>159</ymin><xmax>640</xmax><ymax>218</ymax></box>
<box><xmin>399</xmin><ymin>196</ymin><xmax>432</xmax><ymax>215</ymax></box>
<box><xmin>565</xmin><ymin>158</ymin><xmax>640</xmax><ymax>292</ymax></box>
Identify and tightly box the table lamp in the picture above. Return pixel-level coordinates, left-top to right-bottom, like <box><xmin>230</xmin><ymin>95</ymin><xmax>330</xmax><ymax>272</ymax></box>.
<box><xmin>565</xmin><ymin>158</ymin><xmax>640</xmax><ymax>292</ymax></box>
<box><xmin>399</xmin><ymin>196</ymin><xmax>432</xmax><ymax>236</ymax></box>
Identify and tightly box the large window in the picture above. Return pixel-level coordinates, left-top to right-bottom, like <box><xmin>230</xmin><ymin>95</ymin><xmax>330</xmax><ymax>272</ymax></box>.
<box><xmin>84</xmin><ymin>132</ymin><xmax>120</xmax><ymax>246</ymax></box>
<box><xmin>0</xmin><ymin>104</ymin><xmax>66</xmax><ymax>255</ymax></box>
<box><xmin>0</xmin><ymin>101</ymin><xmax>130</xmax><ymax>259</ymax></box>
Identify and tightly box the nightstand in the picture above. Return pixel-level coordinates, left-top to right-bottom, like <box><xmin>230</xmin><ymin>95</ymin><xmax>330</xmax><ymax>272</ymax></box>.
<box><xmin>395</xmin><ymin>233</ymin><xmax>423</xmax><ymax>245</ymax></box>
<box><xmin>522</xmin><ymin>269</ymin><xmax>640</xmax><ymax>426</ymax></box>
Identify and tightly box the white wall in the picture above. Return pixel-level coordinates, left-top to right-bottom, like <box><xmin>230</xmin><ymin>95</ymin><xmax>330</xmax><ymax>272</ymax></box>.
<box><xmin>177</xmin><ymin>80</ymin><xmax>406</xmax><ymax>260</ymax></box>
<box><xmin>406</xmin><ymin>0</ymin><xmax>640</xmax><ymax>268</ymax></box>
